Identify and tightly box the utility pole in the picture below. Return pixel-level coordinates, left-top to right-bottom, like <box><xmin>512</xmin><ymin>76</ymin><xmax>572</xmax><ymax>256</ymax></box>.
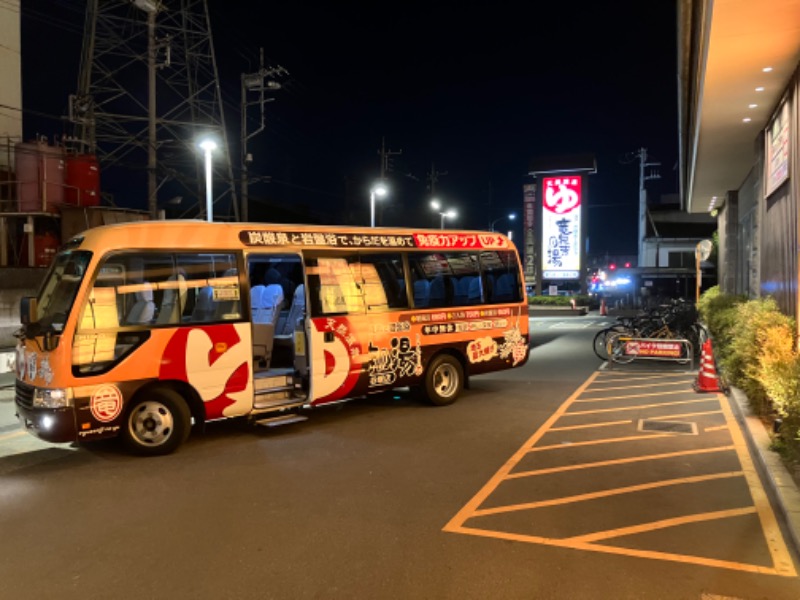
<box><xmin>377</xmin><ymin>137</ymin><xmax>402</xmax><ymax>179</ymax></box>
<box><xmin>637</xmin><ymin>147</ymin><xmax>660</xmax><ymax>266</ymax></box>
<box><xmin>240</xmin><ymin>49</ymin><xmax>287</xmax><ymax>222</ymax></box>
<box><xmin>376</xmin><ymin>137</ymin><xmax>401</xmax><ymax>226</ymax></box>
<box><xmin>427</xmin><ymin>162</ymin><xmax>448</xmax><ymax>228</ymax></box>
<box><xmin>426</xmin><ymin>162</ymin><xmax>448</xmax><ymax>196</ymax></box>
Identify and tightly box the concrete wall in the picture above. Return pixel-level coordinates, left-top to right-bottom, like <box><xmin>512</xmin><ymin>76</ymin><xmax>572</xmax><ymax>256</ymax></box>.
<box><xmin>0</xmin><ymin>267</ymin><xmax>45</xmax><ymax>348</ymax></box>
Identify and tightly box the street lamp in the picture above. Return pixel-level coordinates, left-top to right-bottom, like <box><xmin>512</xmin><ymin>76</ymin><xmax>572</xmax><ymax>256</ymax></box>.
<box><xmin>490</xmin><ymin>212</ymin><xmax>516</xmax><ymax>231</ymax></box>
<box><xmin>198</xmin><ymin>138</ymin><xmax>218</xmax><ymax>222</ymax></box>
<box><xmin>370</xmin><ymin>181</ymin><xmax>388</xmax><ymax>227</ymax></box>
<box><xmin>431</xmin><ymin>199</ymin><xmax>457</xmax><ymax>229</ymax></box>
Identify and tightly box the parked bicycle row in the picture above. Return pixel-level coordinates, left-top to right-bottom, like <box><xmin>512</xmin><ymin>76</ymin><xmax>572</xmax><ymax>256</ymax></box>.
<box><xmin>592</xmin><ymin>298</ymin><xmax>710</xmax><ymax>364</ymax></box>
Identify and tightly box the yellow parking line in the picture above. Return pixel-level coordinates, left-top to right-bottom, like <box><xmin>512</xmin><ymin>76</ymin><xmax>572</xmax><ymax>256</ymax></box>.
<box><xmin>575</xmin><ymin>389</ymin><xmax>695</xmax><ymax>403</ymax></box>
<box><xmin>0</xmin><ymin>431</ymin><xmax>25</xmax><ymax>442</ymax></box>
<box><xmin>443</xmin><ymin>371</ymin><xmax>601</xmax><ymax>532</ymax></box>
<box><xmin>566</xmin><ymin>507</ymin><xmax>757</xmax><ymax>543</ymax></box>
<box><xmin>647</xmin><ymin>410</ymin><xmax>722</xmax><ymax>420</ymax></box>
<box><xmin>505</xmin><ymin>446</ymin><xmax>736</xmax><ymax>479</ymax></box>
<box><xmin>450</xmin><ymin>525</ymin><xmax>782</xmax><ymax>575</ymax></box>
<box><xmin>705</xmin><ymin>425</ymin><xmax>728</xmax><ymax>432</ymax></box>
<box><xmin>719</xmin><ymin>392</ymin><xmax>797</xmax><ymax>577</ymax></box>
<box><xmin>550</xmin><ymin>419</ymin><xmax>632</xmax><ymax>431</ymax></box>
<box><xmin>445</xmin><ymin>369</ymin><xmax>797</xmax><ymax>577</ymax></box>
<box><xmin>472</xmin><ymin>471</ymin><xmax>743</xmax><ymax>516</ymax></box>
<box><xmin>528</xmin><ymin>433</ymin><xmax>672</xmax><ymax>453</ymax></box>
<box><xmin>592</xmin><ymin>373</ymin><xmax>692</xmax><ymax>384</ymax></box>
<box><xmin>567</xmin><ymin>398</ymin><xmax>715</xmax><ymax>416</ymax></box>
<box><xmin>584</xmin><ymin>380</ymin><xmax>691</xmax><ymax>393</ymax></box>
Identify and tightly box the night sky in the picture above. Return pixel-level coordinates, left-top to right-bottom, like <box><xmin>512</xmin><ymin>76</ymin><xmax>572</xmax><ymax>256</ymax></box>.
<box><xmin>20</xmin><ymin>1</ymin><xmax>678</xmax><ymax>256</ymax></box>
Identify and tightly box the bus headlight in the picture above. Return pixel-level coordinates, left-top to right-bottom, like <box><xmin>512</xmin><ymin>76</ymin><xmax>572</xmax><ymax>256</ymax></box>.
<box><xmin>33</xmin><ymin>388</ymin><xmax>72</xmax><ymax>409</ymax></box>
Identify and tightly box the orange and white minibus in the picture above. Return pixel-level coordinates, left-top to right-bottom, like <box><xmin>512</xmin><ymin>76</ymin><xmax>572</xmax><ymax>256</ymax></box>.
<box><xmin>14</xmin><ymin>220</ymin><xmax>529</xmax><ymax>455</ymax></box>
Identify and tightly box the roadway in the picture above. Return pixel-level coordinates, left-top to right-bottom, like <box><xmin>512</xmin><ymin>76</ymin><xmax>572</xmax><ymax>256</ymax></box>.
<box><xmin>0</xmin><ymin>315</ymin><xmax>798</xmax><ymax>599</ymax></box>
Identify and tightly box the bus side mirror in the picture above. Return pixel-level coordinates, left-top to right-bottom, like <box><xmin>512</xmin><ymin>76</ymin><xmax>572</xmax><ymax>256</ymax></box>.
<box><xmin>20</xmin><ymin>296</ymin><xmax>37</xmax><ymax>325</ymax></box>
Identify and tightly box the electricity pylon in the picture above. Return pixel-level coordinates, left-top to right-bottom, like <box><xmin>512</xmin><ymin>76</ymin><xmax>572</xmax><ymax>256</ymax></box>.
<box><xmin>69</xmin><ymin>0</ymin><xmax>238</xmax><ymax>220</ymax></box>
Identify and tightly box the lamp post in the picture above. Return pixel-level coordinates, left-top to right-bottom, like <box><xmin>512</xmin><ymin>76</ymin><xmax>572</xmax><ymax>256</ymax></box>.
<box><xmin>370</xmin><ymin>181</ymin><xmax>388</xmax><ymax>227</ymax></box>
<box><xmin>198</xmin><ymin>138</ymin><xmax>218</xmax><ymax>222</ymax></box>
<box><xmin>431</xmin><ymin>199</ymin><xmax>457</xmax><ymax>229</ymax></box>
<box><xmin>490</xmin><ymin>212</ymin><xmax>516</xmax><ymax>231</ymax></box>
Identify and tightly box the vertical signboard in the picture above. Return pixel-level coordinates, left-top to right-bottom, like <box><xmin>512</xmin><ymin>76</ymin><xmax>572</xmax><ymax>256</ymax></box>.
<box><xmin>766</xmin><ymin>101</ymin><xmax>790</xmax><ymax>197</ymax></box>
<box><xmin>523</xmin><ymin>183</ymin><xmax>536</xmax><ymax>282</ymax></box>
<box><xmin>541</xmin><ymin>175</ymin><xmax>581</xmax><ymax>280</ymax></box>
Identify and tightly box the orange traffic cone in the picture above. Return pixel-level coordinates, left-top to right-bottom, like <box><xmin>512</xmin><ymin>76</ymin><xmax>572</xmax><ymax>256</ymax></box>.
<box><xmin>693</xmin><ymin>339</ymin><xmax>721</xmax><ymax>393</ymax></box>
<box><xmin>599</xmin><ymin>298</ymin><xmax>608</xmax><ymax>316</ymax></box>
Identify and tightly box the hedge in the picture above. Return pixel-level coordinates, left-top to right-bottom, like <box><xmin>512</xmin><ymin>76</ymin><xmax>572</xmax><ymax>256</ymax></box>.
<box><xmin>698</xmin><ymin>285</ymin><xmax>800</xmax><ymax>458</ymax></box>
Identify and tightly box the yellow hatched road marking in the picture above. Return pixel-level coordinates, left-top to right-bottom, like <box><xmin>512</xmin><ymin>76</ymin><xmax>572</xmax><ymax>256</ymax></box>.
<box><xmin>567</xmin><ymin>398</ymin><xmax>716</xmax><ymax>416</ymax></box>
<box><xmin>575</xmin><ymin>389</ymin><xmax>696</xmax><ymax>403</ymax></box>
<box><xmin>550</xmin><ymin>419</ymin><xmax>631</xmax><ymax>431</ymax></box>
<box><xmin>565</xmin><ymin>507</ymin><xmax>757</xmax><ymax>543</ymax></box>
<box><xmin>647</xmin><ymin>410</ymin><xmax>722</xmax><ymax>420</ymax></box>
<box><xmin>705</xmin><ymin>425</ymin><xmax>728</xmax><ymax>432</ymax></box>
<box><xmin>584</xmin><ymin>380</ymin><xmax>691</xmax><ymax>393</ymax></box>
<box><xmin>505</xmin><ymin>446</ymin><xmax>736</xmax><ymax>479</ymax></box>
<box><xmin>592</xmin><ymin>373</ymin><xmax>693</xmax><ymax>384</ymax></box>
<box><xmin>443</xmin><ymin>372</ymin><xmax>601</xmax><ymax>532</ymax></box>
<box><xmin>472</xmin><ymin>472</ymin><xmax>743</xmax><ymax>516</ymax></box>
<box><xmin>444</xmin><ymin>369</ymin><xmax>798</xmax><ymax>577</ymax></box>
<box><xmin>528</xmin><ymin>433</ymin><xmax>672</xmax><ymax>452</ymax></box>
<box><xmin>450</xmin><ymin>525</ymin><xmax>783</xmax><ymax>576</ymax></box>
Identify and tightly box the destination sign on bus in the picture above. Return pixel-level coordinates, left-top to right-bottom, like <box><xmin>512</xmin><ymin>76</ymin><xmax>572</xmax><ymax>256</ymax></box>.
<box><xmin>240</xmin><ymin>230</ymin><xmax>510</xmax><ymax>250</ymax></box>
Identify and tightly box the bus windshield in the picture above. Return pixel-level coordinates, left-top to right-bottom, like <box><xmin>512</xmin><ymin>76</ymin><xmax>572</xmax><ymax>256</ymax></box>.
<box><xmin>35</xmin><ymin>250</ymin><xmax>93</xmax><ymax>332</ymax></box>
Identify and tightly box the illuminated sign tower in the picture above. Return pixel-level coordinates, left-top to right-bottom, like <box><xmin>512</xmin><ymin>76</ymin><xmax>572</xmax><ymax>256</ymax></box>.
<box><xmin>527</xmin><ymin>155</ymin><xmax>596</xmax><ymax>295</ymax></box>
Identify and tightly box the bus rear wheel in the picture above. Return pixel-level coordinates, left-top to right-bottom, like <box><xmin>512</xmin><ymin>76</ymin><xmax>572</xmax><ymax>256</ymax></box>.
<box><xmin>122</xmin><ymin>388</ymin><xmax>191</xmax><ymax>456</ymax></box>
<box><xmin>422</xmin><ymin>354</ymin><xmax>464</xmax><ymax>406</ymax></box>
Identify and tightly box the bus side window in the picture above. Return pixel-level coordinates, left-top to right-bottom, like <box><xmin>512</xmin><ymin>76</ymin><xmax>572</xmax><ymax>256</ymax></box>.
<box><xmin>480</xmin><ymin>251</ymin><xmax>522</xmax><ymax>304</ymax></box>
<box><xmin>407</xmin><ymin>252</ymin><xmax>479</xmax><ymax>308</ymax></box>
<box><xmin>355</xmin><ymin>253</ymin><xmax>407</xmax><ymax>311</ymax></box>
<box><xmin>179</xmin><ymin>253</ymin><xmax>242</xmax><ymax>323</ymax></box>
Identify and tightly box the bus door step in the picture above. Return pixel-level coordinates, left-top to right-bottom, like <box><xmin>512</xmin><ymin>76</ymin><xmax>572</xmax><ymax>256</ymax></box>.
<box><xmin>254</xmin><ymin>414</ymin><xmax>308</xmax><ymax>428</ymax></box>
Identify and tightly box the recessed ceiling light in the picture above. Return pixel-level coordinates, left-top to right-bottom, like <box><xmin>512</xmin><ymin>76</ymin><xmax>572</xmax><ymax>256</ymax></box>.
<box><xmin>755</xmin><ymin>86</ymin><xmax>765</xmax><ymax>92</ymax></box>
<box><xmin>743</xmin><ymin>117</ymin><xmax>752</xmax><ymax>123</ymax></box>
<box><xmin>763</xmin><ymin>67</ymin><xmax>773</xmax><ymax>72</ymax></box>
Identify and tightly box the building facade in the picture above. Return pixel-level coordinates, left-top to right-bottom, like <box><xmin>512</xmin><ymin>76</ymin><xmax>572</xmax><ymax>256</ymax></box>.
<box><xmin>679</xmin><ymin>0</ymin><xmax>800</xmax><ymax>326</ymax></box>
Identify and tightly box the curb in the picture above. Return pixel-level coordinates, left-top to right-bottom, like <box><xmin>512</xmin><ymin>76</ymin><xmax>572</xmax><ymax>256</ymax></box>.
<box><xmin>727</xmin><ymin>386</ymin><xmax>800</xmax><ymax>555</ymax></box>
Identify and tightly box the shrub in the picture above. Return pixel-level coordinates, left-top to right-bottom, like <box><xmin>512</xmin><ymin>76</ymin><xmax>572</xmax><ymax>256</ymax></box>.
<box><xmin>698</xmin><ymin>286</ymin><xmax>800</xmax><ymax>462</ymax></box>
<box><xmin>723</xmin><ymin>298</ymin><xmax>793</xmax><ymax>411</ymax></box>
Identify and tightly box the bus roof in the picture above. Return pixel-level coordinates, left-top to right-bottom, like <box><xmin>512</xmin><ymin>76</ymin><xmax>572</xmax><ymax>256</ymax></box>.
<box><xmin>68</xmin><ymin>220</ymin><xmax>517</xmax><ymax>254</ymax></box>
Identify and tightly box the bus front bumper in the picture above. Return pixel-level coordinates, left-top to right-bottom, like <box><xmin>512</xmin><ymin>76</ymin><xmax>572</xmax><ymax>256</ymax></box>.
<box><xmin>15</xmin><ymin>402</ymin><xmax>77</xmax><ymax>444</ymax></box>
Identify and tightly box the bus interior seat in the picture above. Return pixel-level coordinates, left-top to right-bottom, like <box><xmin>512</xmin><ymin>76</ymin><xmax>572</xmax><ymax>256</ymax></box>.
<box><xmin>428</xmin><ymin>276</ymin><xmax>453</xmax><ymax>307</ymax></box>
<box><xmin>192</xmin><ymin>286</ymin><xmax>214</xmax><ymax>322</ymax></box>
<box><xmin>126</xmin><ymin>285</ymin><xmax>156</xmax><ymax>324</ymax></box>
<box><xmin>413</xmin><ymin>279</ymin><xmax>430</xmax><ymax>307</ymax></box>
<box><xmin>276</xmin><ymin>284</ymin><xmax>305</xmax><ymax>337</ymax></box>
<box><xmin>251</xmin><ymin>285</ymin><xmax>268</xmax><ymax>323</ymax></box>
<box><xmin>252</xmin><ymin>323</ymin><xmax>274</xmax><ymax>369</ymax></box>
<box><xmin>454</xmin><ymin>276</ymin><xmax>472</xmax><ymax>305</ymax></box>
<box><xmin>494</xmin><ymin>273</ymin><xmax>515</xmax><ymax>302</ymax></box>
<box><xmin>467</xmin><ymin>277</ymin><xmax>483</xmax><ymax>304</ymax></box>
<box><xmin>156</xmin><ymin>274</ymin><xmax>187</xmax><ymax>325</ymax></box>
<box><xmin>262</xmin><ymin>284</ymin><xmax>285</xmax><ymax>325</ymax></box>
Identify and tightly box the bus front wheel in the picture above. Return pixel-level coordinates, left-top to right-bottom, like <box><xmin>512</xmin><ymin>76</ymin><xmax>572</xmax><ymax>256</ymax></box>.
<box><xmin>122</xmin><ymin>388</ymin><xmax>191</xmax><ymax>456</ymax></box>
<box><xmin>422</xmin><ymin>354</ymin><xmax>464</xmax><ymax>406</ymax></box>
